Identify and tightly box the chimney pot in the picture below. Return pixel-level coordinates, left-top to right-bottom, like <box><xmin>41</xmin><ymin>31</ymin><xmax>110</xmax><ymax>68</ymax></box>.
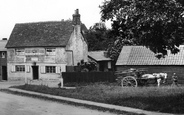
<box><xmin>2</xmin><ymin>38</ymin><xmax>7</xmax><ymax>40</ymax></box>
<box><xmin>73</xmin><ymin>9</ymin><xmax>81</xmax><ymax>25</ymax></box>
<box><xmin>75</xmin><ymin>9</ymin><xmax>79</xmax><ymax>15</ymax></box>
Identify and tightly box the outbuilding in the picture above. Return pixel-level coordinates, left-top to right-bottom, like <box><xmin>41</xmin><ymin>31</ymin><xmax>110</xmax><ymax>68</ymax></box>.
<box><xmin>116</xmin><ymin>46</ymin><xmax>184</xmax><ymax>83</ymax></box>
<box><xmin>88</xmin><ymin>51</ymin><xmax>112</xmax><ymax>71</ymax></box>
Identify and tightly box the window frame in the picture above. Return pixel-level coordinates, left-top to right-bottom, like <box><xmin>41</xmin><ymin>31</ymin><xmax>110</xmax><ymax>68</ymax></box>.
<box><xmin>45</xmin><ymin>66</ymin><xmax>56</xmax><ymax>73</ymax></box>
<box><xmin>15</xmin><ymin>48</ymin><xmax>25</xmax><ymax>55</ymax></box>
<box><xmin>45</xmin><ymin>48</ymin><xmax>56</xmax><ymax>55</ymax></box>
<box><xmin>15</xmin><ymin>65</ymin><xmax>25</xmax><ymax>72</ymax></box>
<box><xmin>1</xmin><ymin>52</ymin><xmax>5</xmax><ymax>58</ymax></box>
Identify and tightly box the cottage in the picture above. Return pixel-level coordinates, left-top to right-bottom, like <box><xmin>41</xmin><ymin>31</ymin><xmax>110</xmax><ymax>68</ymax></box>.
<box><xmin>88</xmin><ymin>51</ymin><xmax>112</xmax><ymax>71</ymax></box>
<box><xmin>116</xmin><ymin>46</ymin><xmax>184</xmax><ymax>83</ymax></box>
<box><xmin>0</xmin><ymin>38</ymin><xmax>8</xmax><ymax>80</ymax></box>
<box><xmin>6</xmin><ymin>9</ymin><xmax>88</xmax><ymax>80</ymax></box>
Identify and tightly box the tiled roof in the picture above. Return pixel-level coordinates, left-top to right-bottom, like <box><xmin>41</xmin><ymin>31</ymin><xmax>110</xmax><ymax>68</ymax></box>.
<box><xmin>116</xmin><ymin>46</ymin><xmax>184</xmax><ymax>65</ymax></box>
<box><xmin>0</xmin><ymin>40</ymin><xmax>7</xmax><ymax>51</ymax></box>
<box><xmin>88</xmin><ymin>51</ymin><xmax>111</xmax><ymax>61</ymax></box>
<box><xmin>6</xmin><ymin>21</ymin><xmax>74</xmax><ymax>48</ymax></box>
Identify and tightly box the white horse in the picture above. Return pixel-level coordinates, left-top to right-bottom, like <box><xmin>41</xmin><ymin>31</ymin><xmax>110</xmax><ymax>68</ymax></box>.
<box><xmin>142</xmin><ymin>73</ymin><xmax>167</xmax><ymax>87</ymax></box>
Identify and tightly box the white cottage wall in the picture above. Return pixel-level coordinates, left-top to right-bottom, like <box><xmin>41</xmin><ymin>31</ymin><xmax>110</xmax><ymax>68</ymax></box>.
<box><xmin>7</xmin><ymin>48</ymin><xmax>67</xmax><ymax>80</ymax></box>
<box><xmin>66</xmin><ymin>25</ymin><xmax>88</xmax><ymax>65</ymax></box>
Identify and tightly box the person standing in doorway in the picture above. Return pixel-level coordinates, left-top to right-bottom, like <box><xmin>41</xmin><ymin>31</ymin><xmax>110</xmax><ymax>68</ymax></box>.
<box><xmin>58</xmin><ymin>69</ymin><xmax>64</xmax><ymax>88</ymax></box>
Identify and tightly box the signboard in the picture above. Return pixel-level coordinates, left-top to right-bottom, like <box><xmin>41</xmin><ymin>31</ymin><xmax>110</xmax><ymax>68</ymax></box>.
<box><xmin>25</xmin><ymin>49</ymin><xmax>45</xmax><ymax>55</ymax></box>
<box><xmin>31</xmin><ymin>57</ymin><xmax>38</xmax><ymax>61</ymax></box>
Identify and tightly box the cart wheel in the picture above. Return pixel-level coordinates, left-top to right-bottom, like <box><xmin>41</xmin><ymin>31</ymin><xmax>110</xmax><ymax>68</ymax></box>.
<box><xmin>121</xmin><ymin>76</ymin><xmax>138</xmax><ymax>87</ymax></box>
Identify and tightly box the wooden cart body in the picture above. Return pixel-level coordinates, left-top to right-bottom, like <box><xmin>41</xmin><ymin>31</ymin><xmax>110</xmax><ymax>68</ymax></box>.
<box><xmin>115</xmin><ymin>68</ymin><xmax>157</xmax><ymax>87</ymax></box>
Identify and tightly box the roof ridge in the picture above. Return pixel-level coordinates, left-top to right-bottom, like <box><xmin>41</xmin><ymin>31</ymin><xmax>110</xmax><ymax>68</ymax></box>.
<box><xmin>89</xmin><ymin>50</ymin><xmax>106</xmax><ymax>52</ymax></box>
<box><xmin>15</xmin><ymin>20</ymin><xmax>72</xmax><ymax>25</ymax></box>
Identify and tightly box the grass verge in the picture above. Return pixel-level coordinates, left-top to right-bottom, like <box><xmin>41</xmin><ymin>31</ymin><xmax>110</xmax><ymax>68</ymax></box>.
<box><xmin>0</xmin><ymin>88</ymin><xmax>140</xmax><ymax>115</ymax></box>
<box><xmin>10</xmin><ymin>82</ymin><xmax>184</xmax><ymax>114</ymax></box>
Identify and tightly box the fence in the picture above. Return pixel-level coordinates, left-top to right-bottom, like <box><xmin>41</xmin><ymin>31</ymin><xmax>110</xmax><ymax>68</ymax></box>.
<box><xmin>62</xmin><ymin>72</ymin><xmax>116</xmax><ymax>83</ymax></box>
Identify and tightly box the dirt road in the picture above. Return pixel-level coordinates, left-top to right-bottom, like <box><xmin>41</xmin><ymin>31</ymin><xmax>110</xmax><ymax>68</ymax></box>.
<box><xmin>0</xmin><ymin>80</ymin><xmax>25</xmax><ymax>89</ymax></box>
<box><xmin>0</xmin><ymin>91</ymin><xmax>118</xmax><ymax>115</ymax></box>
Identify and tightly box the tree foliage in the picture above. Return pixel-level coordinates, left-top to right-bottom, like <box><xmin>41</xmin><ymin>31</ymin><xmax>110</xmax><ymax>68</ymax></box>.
<box><xmin>100</xmin><ymin>0</ymin><xmax>184</xmax><ymax>60</ymax></box>
<box><xmin>176</xmin><ymin>0</ymin><xmax>184</xmax><ymax>6</ymax></box>
<box><xmin>85</xmin><ymin>22</ymin><xmax>113</xmax><ymax>51</ymax></box>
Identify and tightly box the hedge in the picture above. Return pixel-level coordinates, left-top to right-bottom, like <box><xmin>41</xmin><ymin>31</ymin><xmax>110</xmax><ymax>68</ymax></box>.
<box><xmin>62</xmin><ymin>72</ymin><xmax>116</xmax><ymax>83</ymax></box>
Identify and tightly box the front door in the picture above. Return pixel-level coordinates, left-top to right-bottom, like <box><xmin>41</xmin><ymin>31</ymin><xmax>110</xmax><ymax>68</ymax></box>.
<box><xmin>2</xmin><ymin>66</ymin><xmax>7</xmax><ymax>80</ymax></box>
<box><xmin>32</xmin><ymin>66</ymin><xmax>39</xmax><ymax>79</ymax></box>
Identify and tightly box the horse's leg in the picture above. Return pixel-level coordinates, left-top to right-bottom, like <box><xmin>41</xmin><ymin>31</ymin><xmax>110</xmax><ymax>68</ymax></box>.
<box><xmin>157</xmin><ymin>78</ymin><xmax>161</xmax><ymax>87</ymax></box>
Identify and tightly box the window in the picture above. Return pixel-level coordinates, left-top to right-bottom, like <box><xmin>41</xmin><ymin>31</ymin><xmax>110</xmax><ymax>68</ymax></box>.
<box><xmin>46</xmin><ymin>48</ymin><xmax>56</xmax><ymax>55</ymax></box>
<box><xmin>1</xmin><ymin>52</ymin><xmax>5</xmax><ymax>58</ymax></box>
<box><xmin>15</xmin><ymin>65</ymin><xmax>25</xmax><ymax>72</ymax></box>
<box><xmin>46</xmin><ymin>66</ymin><xmax>56</xmax><ymax>73</ymax></box>
<box><xmin>15</xmin><ymin>48</ymin><xmax>25</xmax><ymax>55</ymax></box>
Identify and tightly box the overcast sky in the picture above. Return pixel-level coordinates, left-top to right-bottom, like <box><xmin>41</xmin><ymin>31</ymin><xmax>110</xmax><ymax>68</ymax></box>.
<box><xmin>0</xmin><ymin>0</ymin><xmax>111</xmax><ymax>39</ymax></box>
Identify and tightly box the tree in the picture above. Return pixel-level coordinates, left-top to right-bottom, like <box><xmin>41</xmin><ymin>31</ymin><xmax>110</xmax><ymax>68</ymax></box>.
<box><xmin>100</xmin><ymin>0</ymin><xmax>184</xmax><ymax>60</ymax></box>
<box><xmin>85</xmin><ymin>22</ymin><xmax>113</xmax><ymax>51</ymax></box>
<box><xmin>176</xmin><ymin>0</ymin><xmax>184</xmax><ymax>6</ymax></box>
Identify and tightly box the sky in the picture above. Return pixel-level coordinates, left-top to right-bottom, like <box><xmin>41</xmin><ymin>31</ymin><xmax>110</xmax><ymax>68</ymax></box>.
<box><xmin>0</xmin><ymin>0</ymin><xmax>111</xmax><ymax>39</ymax></box>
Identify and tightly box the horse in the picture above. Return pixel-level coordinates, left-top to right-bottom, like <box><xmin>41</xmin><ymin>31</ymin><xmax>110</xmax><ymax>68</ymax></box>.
<box><xmin>141</xmin><ymin>73</ymin><xmax>167</xmax><ymax>87</ymax></box>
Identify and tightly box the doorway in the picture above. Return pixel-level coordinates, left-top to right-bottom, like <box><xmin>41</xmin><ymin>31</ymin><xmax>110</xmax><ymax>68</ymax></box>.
<box><xmin>2</xmin><ymin>66</ymin><xmax>7</xmax><ymax>80</ymax></box>
<box><xmin>32</xmin><ymin>66</ymin><xmax>39</xmax><ymax>79</ymax></box>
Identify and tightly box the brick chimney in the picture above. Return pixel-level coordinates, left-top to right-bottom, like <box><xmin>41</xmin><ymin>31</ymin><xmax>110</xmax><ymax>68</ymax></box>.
<box><xmin>73</xmin><ymin>9</ymin><xmax>81</xmax><ymax>25</ymax></box>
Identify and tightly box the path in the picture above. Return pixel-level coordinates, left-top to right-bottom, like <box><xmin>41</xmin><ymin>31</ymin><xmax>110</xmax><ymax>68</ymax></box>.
<box><xmin>0</xmin><ymin>91</ymin><xmax>118</xmax><ymax>115</ymax></box>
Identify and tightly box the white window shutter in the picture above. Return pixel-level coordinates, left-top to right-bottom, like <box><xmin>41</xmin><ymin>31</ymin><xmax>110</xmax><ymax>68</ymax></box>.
<box><xmin>61</xmin><ymin>64</ymin><xmax>66</xmax><ymax>72</ymax></box>
<box><xmin>56</xmin><ymin>66</ymin><xmax>61</xmax><ymax>74</ymax></box>
<box><xmin>11</xmin><ymin>65</ymin><xmax>15</xmax><ymax>72</ymax></box>
<box><xmin>40</xmin><ymin>66</ymin><xmax>45</xmax><ymax>74</ymax></box>
<box><xmin>26</xmin><ymin>65</ymin><xmax>30</xmax><ymax>73</ymax></box>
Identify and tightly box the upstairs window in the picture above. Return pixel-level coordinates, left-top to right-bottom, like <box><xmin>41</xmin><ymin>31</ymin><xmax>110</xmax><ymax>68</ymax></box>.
<box><xmin>1</xmin><ymin>52</ymin><xmax>5</xmax><ymax>58</ymax></box>
<box><xmin>46</xmin><ymin>48</ymin><xmax>56</xmax><ymax>55</ymax></box>
<box><xmin>15</xmin><ymin>48</ymin><xmax>25</xmax><ymax>55</ymax></box>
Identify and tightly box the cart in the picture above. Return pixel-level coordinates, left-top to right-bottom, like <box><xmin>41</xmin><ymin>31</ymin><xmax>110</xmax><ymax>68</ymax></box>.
<box><xmin>115</xmin><ymin>68</ymin><xmax>154</xmax><ymax>87</ymax></box>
